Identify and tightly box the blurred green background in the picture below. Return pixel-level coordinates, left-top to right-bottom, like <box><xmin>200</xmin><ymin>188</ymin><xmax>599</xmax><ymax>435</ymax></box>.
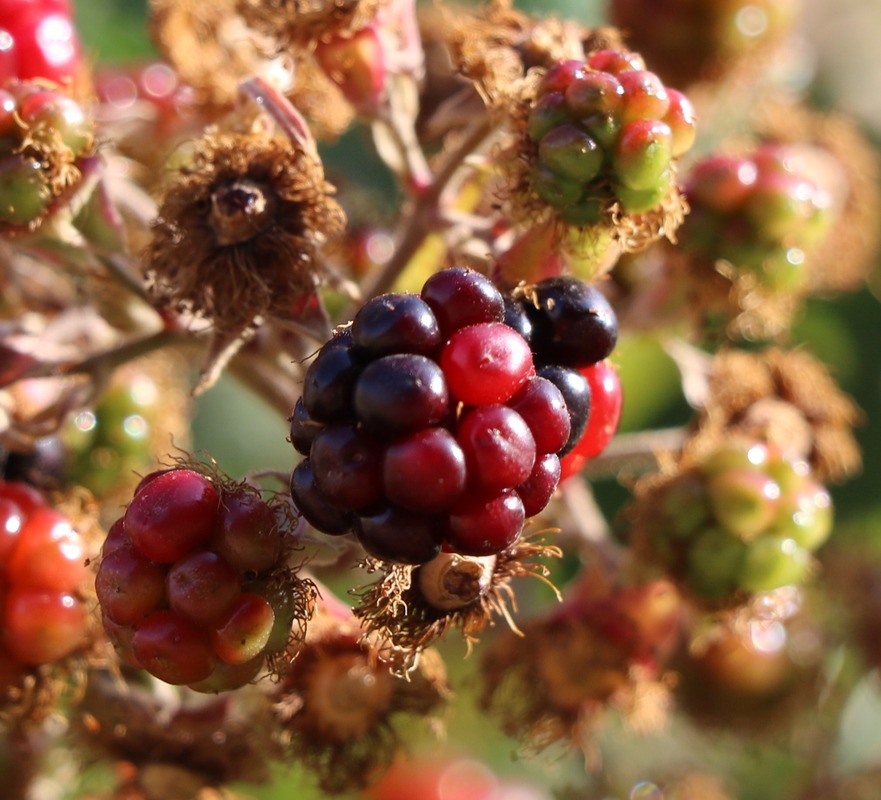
<box><xmin>68</xmin><ymin>0</ymin><xmax>881</xmax><ymax>798</ymax></box>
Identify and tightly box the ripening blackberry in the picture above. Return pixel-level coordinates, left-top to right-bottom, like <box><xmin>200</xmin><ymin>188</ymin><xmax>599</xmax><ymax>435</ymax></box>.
<box><xmin>289</xmin><ymin>267</ymin><xmax>622</xmax><ymax>564</ymax></box>
<box><xmin>95</xmin><ymin>466</ymin><xmax>311</xmax><ymax>690</ymax></box>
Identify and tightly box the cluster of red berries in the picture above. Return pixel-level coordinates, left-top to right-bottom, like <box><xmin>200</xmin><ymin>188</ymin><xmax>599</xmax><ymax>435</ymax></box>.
<box><xmin>0</xmin><ymin>480</ymin><xmax>88</xmax><ymax>674</ymax></box>
<box><xmin>0</xmin><ymin>0</ymin><xmax>81</xmax><ymax>86</ymax></box>
<box><xmin>651</xmin><ymin>442</ymin><xmax>832</xmax><ymax>598</ymax></box>
<box><xmin>681</xmin><ymin>144</ymin><xmax>833</xmax><ymax>291</ymax></box>
<box><xmin>290</xmin><ymin>268</ymin><xmax>621</xmax><ymax>564</ymax></box>
<box><xmin>96</xmin><ymin>468</ymin><xmax>297</xmax><ymax>691</ymax></box>
<box><xmin>0</xmin><ymin>78</ymin><xmax>92</xmax><ymax>228</ymax></box>
<box><xmin>526</xmin><ymin>49</ymin><xmax>696</xmax><ymax>221</ymax></box>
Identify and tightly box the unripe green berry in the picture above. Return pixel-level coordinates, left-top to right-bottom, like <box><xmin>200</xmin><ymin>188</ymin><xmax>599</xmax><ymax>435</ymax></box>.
<box><xmin>527</xmin><ymin>92</ymin><xmax>569</xmax><ymax>142</ymax></box>
<box><xmin>530</xmin><ymin>163</ymin><xmax>583</xmax><ymax>208</ymax></box>
<box><xmin>707</xmin><ymin>467</ymin><xmax>781</xmax><ymax>541</ymax></box>
<box><xmin>564</xmin><ymin>71</ymin><xmax>624</xmax><ymax>117</ymax></box>
<box><xmin>687</xmin><ymin>528</ymin><xmax>748</xmax><ymax>598</ymax></box>
<box><xmin>617</xmin><ymin>69</ymin><xmax>670</xmax><ymax>122</ymax></box>
<box><xmin>538</xmin><ymin>123</ymin><xmax>603</xmax><ymax>182</ymax></box>
<box><xmin>739</xmin><ymin>536</ymin><xmax>811</xmax><ymax>592</ymax></box>
<box><xmin>613</xmin><ymin>119</ymin><xmax>674</xmax><ymax>191</ymax></box>
<box><xmin>0</xmin><ymin>156</ymin><xmax>52</xmax><ymax>224</ymax></box>
<box><xmin>771</xmin><ymin>480</ymin><xmax>833</xmax><ymax>551</ymax></box>
<box><xmin>663</xmin><ymin>88</ymin><xmax>697</xmax><ymax>157</ymax></box>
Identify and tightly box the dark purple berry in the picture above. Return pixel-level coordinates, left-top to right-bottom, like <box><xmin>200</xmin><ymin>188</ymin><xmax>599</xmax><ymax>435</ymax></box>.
<box><xmin>420</xmin><ymin>267</ymin><xmax>505</xmax><ymax>338</ymax></box>
<box><xmin>354</xmin><ymin>505</ymin><xmax>443</xmax><ymax>565</ymax></box>
<box><xmin>526</xmin><ymin>277</ymin><xmax>618</xmax><ymax>368</ymax></box>
<box><xmin>354</xmin><ymin>353</ymin><xmax>449</xmax><ymax>436</ymax></box>
<box><xmin>310</xmin><ymin>424</ymin><xmax>385</xmax><ymax>511</ymax></box>
<box><xmin>351</xmin><ymin>293</ymin><xmax>441</xmax><ymax>357</ymax></box>
<box><xmin>383</xmin><ymin>428</ymin><xmax>466</xmax><ymax>512</ymax></box>
<box><xmin>502</xmin><ymin>295</ymin><xmax>534</xmax><ymax>344</ymax></box>
<box><xmin>289</xmin><ymin>459</ymin><xmax>354</xmax><ymax>535</ymax></box>
<box><xmin>302</xmin><ymin>342</ymin><xmax>362</xmax><ymax>423</ymax></box>
<box><xmin>289</xmin><ymin>397</ymin><xmax>323</xmax><ymax>456</ymax></box>
<box><xmin>516</xmin><ymin>453</ymin><xmax>561</xmax><ymax>517</ymax></box>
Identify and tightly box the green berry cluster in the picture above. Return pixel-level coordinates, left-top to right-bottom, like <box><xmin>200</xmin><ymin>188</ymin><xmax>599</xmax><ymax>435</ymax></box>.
<box><xmin>0</xmin><ymin>81</ymin><xmax>93</xmax><ymax>230</ymax></box>
<box><xmin>651</xmin><ymin>442</ymin><xmax>833</xmax><ymax>599</ymax></box>
<box><xmin>681</xmin><ymin>144</ymin><xmax>834</xmax><ymax>292</ymax></box>
<box><xmin>526</xmin><ymin>49</ymin><xmax>696</xmax><ymax>222</ymax></box>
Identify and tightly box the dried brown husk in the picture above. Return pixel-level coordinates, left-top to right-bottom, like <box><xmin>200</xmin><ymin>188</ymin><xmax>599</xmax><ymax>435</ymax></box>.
<box><xmin>441</xmin><ymin>0</ymin><xmax>611</xmax><ymax>106</ymax></box>
<box><xmin>145</xmin><ymin>128</ymin><xmax>345</xmax><ymax>333</ymax></box>
<box><xmin>352</xmin><ymin>534</ymin><xmax>563</xmax><ymax>674</ymax></box>
<box><xmin>237</xmin><ymin>0</ymin><xmax>383</xmax><ymax>52</ymax></box>
<box><xmin>271</xmin><ymin>610</ymin><xmax>450</xmax><ymax>794</ymax></box>
<box><xmin>74</xmin><ymin>672</ymin><xmax>281</xmax><ymax>792</ymax></box>
<box><xmin>149</xmin><ymin>0</ymin><xmax>269</xmax><ymax>108</ymax></box>
<box><xmin>479</xmin><ymin>601</ymin><xmax>672</xmax><ymax>760</ymax></box>
<box><xmin>692</xmin><ymin>347</ymin><xmax>862</xmax><ymax>482</ymax></box>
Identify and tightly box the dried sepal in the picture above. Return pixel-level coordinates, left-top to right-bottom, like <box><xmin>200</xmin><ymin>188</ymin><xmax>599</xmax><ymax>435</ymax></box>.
<box><xmin>74</xmin><ymin>671</ymin><xmax>282</xmax><ymax>792</ymax></box>
<box><xmin>441</xmin><ymin>0</ymin><xmax>601</xmax><ymax>106</ymax></box>
<box><xmin>237</xmin><ymin>0</ymin><xmax>384</xmax><ymax>52</ymax></box>
<box><xmin>478</xmin><ymin>597</ymin><xmax>674</xmax><ymax>761</ymax></box>
<box><xmin>352</xmin><ymin>533</ymin><xmax>563</xmax><ymax>674</ymax></box>
<box><xmin>270</xmin><ymin>602</ymin><xmax>450</xmax><ymax>794</ymax></box>
<box><xmin>693</xmin><ymin>347</ymin><xmax>862</xmax><ymax>482</ymax></box>
<box><xmin>145</xmin><ymin>127</ymin><xmax>345</xmax><ymax>336</ymax></box>
<box><xmin>149</xmin><ymin>0</ymin><xmax>274</xmax><ymax>108</ymax></box>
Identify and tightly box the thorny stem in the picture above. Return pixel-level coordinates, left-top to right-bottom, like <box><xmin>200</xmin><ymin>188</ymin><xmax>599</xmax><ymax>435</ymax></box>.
<box><xmin>348</xmin><ymin>115</ymin><xmax>496</xmax><ymax>311</ymax></box>
<box><xmin>239</xmin><ymin>76</ymin><xmax>318</xmax><ymax>158</ymax></box>
<box><xmin>16</xmin><ymin>329</ymin><xmax>194</xmax><ymax>384</ymax></box>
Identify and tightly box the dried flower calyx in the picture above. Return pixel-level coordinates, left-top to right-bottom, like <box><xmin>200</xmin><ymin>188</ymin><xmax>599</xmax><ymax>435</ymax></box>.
<box><xmin>145</xmin><ymin>128</ymin><xmax>345</xmax><ymax>332</ymax></box>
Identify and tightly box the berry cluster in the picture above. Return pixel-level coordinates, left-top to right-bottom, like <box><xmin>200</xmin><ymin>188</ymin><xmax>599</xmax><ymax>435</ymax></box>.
<box><xmin>290</xmin><ymin>268</ymin><xmax>620</xmax><ymax>564</ymax></box>
<box><xmin>0</xmin><ymin>79</ymin><xmax>93</xmax><ymax>230</ymax></box>
<box><xmin>681</xmin><ymin>144</ymin><xmax>833</xmax><ymax>292</ymax></box>
<box><xmin>0</xmin><ymin>480</ymin><xmax>88</xmax><ymax>672</ymax></box>
<box><xmin>96</xmin><ymin>468</ymin><xmax>297</xmax><ymax>690</ymax></box>
<box><xmin>0</xmin><ymin>0</ymin><xmax>81</xmax><ymax>85</ymax></box>
<box><xmin>526</xmin><ymin>50</ymin><xmax>696</xmax><ymax>221</ymax></box>
<box><xmin>650</xmin><ymin>442</ymin><xmax>832</xmax><ymax>598</ymax></box>
<box><xmin>66</xmin><ymin>374</ymin><xmax>159</xmax><ymax>498</ymax></box>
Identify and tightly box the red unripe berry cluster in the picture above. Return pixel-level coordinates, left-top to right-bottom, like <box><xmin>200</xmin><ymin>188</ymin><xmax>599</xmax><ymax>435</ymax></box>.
<box><xmin>0</xmin><ymin>480</ymin><xmax>88</xmax><ymax>671</ymax></box>
<box><xmin>96</xmin><ymin>468</ymin><xmax>294</xmax><ymax>690</ymax></box>
<box><xmin>527</xmin><ymin>50</ymin><xmax>696</xmax><ymax>221</ymax></box>
<box><xmin>681</xmin><ymin>144</ymin><xmax>834</xmax><ymax>292</ymax></box>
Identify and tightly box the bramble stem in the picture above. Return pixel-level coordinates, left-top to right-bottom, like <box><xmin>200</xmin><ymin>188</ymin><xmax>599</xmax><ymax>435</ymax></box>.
<box><xmin>348</xmin><ymin>115</ymin><xmax>496</xmax><ymax>312</ymax></box>
<box><xmin>581</xmin><ymin>426</ymin><xmax>688</xmax><ymax>480</ymax></box>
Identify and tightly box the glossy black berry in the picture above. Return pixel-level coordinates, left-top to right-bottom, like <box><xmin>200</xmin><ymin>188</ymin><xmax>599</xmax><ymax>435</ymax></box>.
<box><xmin>354</xmin><ymin>353</ymin><xmax>449</xmax><ymax>436</ymax></box>
<box><xmin>536</xmin><ymin>364</ymin><xmax>591</xmax><ymax>456</ymax></box>
<box><xmin>354</xmin><ymin>505</ymin><xmax>444</xmax><ymax>564</ymax></box>
<box><xmin>289</xmin><ymin>397</ymin><xmax>323</xmax><ymax>456</ymax></box>
<box><xmin>302</xmin><ymin>342</ymin><xmax>362</xmax><ymax>423</ymax></box>
<box><xmin>310</xmin><ymin>424</ymin><xmax>385</xmax><ymax>511</ymax></box>
<box><xmin>526</xmin><ymin>276</ymin><xmax>618</xmax><ymax>368</ymax></box>
<box><xmin>351</xmin><ymin>293</ymin><xmax>442</xmax><ymax>357</ymax></box>
<box><xmin>289</xmin><ymin>459</ymin><xmax>354</xmax><ymax>535</ymax></box>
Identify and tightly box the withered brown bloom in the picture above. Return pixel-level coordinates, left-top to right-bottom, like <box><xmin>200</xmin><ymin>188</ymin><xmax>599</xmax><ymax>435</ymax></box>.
<box><xmin>271</xmin><ymin>603</ymin><xmax>450</xmax><ymax>794</ymax></box>
<box><xmin>145</xmin><ymin>128</ymin><xmax>345</xmax><ymax>333</ymax></box>
<box><xmin>479</xmin><ymin>595</ymin><xmax>674</xmax><ymax>760</ymax></box>
<box><xmin>237</xmin><ymin>0</ymin><xmax>384</xmax><ymax>52</ymax></box>
<box><xmin>691</xmin><ymin>347</ymin><xmax>862</xmax><ymax>482</ymax></box>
